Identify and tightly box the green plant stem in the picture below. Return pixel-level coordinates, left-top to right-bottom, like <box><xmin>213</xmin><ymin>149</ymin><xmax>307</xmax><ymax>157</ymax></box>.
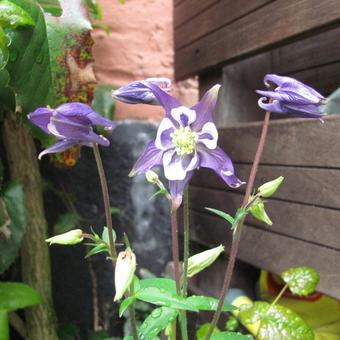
<box><xmin>128</xmin><ymin>284</ymin><xmax>139</xmax><ymax>340</ymax></box>
<box><xmin>92</xmin><ymin>143</ymin><xmax>117</xmax><ymax>263</ymax></box>
<box><xmin>92</xmin><ymin>144</ymin><xmax>138</xmax><ymax>340</ymax></box>
<box><xmin>205</xmin><ymin>111</ymin><xmax>271</xmax><ymax>340</ymax></box>
<box><xmin>0</xmin><ymin>310</ymin><xmax>9</xmax><ymax>340</ymax></box>
<box><xmin>180</xmin><ymin>188</ymin><xmax>190</xmax><ymax>340</ymax></box>
<box><xmin>171</xmin><ymin>207</ymin><xmax>181</xmax><ymax>294</ymax></box>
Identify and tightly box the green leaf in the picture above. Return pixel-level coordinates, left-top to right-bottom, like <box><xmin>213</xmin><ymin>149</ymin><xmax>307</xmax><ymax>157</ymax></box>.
<box><xmin>0</xmin><ymin>27</ymin><xmax>9</xmax><ymax>71</ymax></box>
<box><xmin>138</xmin><ymin>307</ymin><xmax>178</xmax><ymax>339</ymax></box>
<box><xmin>239</xmin><ymin>302</ymin><xmax>314</xmax><ymax>340</ymax></box>
<box><xmin>101</xmin><ymin>226</ymin><xmax>116</xmax><ymax>244</ymax></box>
<box><xmin>0</xmin><ymin>282</ymin><xmax>41</xmax><ymax>311</ymax></box>
<box><xmin>185</xmin><ymin>295</ymin><xmax>235</xmax><ymax>312</ymax></box>
<box><xmin>205</xmin><ymin>207</ymin><xmax>234</xmax><ymax>225</ymax></box>
<box><xmin>53</xmin><ymin>212</ymin><xmax>81</xmax><ymax>234</ymax></box>
<box><xmin>281</xmin><ymin>266</ymin><xmax>320</xmax><ymax>296</ymax></box>
<box><xmin>322</xmin><ymin>87</ymin><xmax>340</xmax><ymax>115</ymax></box>
<box><xmin>139</xmin><ymin>278</ymin><xmax>177</xmax><ymax>294</ymax></box>
<box><xmin>196</xmin><ymin>323</ymin><xmax>220</xmax><ymax>340</ymax></box>
<box><xmin>110</xmin><ymin>207</ymin><xmax>122</xmax><ymax>215</ymax></box>
<box><xmin>92</xmin><ymin>84</ymin><xmax>116</xmax><ymax>120</ymax></box>
<box><xmin>36</xmin><ymin>0</ymin><xmax>62</xmax><ymax>16</ymax></box>
<box><xmin>211</xmin><ymin>332</ymin><xmax>253</xmax><ymax>340</ymax></box>
<box><xmin>0</xmin><ymin>182</ymin><xmax>26</xmax><ymax>274</ymax></box>
<box><xmin>83</xmin><ymin>0</ymin><xmax>103</xmax><ymax>20</ymax></box>
<box><xmin>119</xmin><ymin>296</ymin><xmax>135</xmax><ymax>317</ymax></box>
<box><xmin>5</xmin><ymin>0</ymin><xmax>55</xmax><ymax>115</ymax></box>
<box><xmin>0</xmin><ymin>0</ymin><xmax>35</xmax><ymax>29</ymax></box>
<box><xmin>85</xmin><ymin>243</ymin><xmax>109</xmax><ymax>258</ymax></box>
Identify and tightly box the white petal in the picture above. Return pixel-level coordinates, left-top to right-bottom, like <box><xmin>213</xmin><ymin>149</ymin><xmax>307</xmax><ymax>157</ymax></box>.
<box><xmin>170</xmin><ymin>106</ymin><xmax>196</xmax><ymax>126</ymax></box>
<box><xmin>198</xmin><ymin>122</ymin><xmax>218</xmax><ymax>149</ymax></box>
<box><xmin>47</xmin><ymin>119</ymin><xmax>65</xmax><ymax>138</ymax></box>
<box><xmin>155</xmin><ymin>118</ymin><xmax>175</xmax><ymax>150</ymax></box>
<box><xmin>163</xmin><ymin>150</ymin><xmax>187</xmax><ymax>181</ymax></box>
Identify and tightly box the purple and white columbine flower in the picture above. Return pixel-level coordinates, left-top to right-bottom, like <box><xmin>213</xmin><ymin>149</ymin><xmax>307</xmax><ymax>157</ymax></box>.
<box><xmin>256</xmin><ymin>74</ymin><xmax>326</xmax><ymax>119</ymax></box>
<box><xmin>28</xmin><ymin>102</ymin><xmax>117</xmax><ymax>159</ymax></box>
<box><xmin>113</xmin><ymin>78</ymin><xmax>243</xmax><ymax>208</ymax></box>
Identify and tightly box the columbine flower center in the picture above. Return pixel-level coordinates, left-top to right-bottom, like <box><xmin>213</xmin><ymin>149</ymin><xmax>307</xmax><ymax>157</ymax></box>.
<box><xmin>170</xmin><ymin>126</ymin><xmax>198</xmax><ymax>156</ymax></box>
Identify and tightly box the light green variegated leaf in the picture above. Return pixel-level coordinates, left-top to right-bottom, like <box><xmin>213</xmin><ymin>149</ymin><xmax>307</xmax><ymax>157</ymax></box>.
<box><xmin>138</xmin><ymin>307</ymin><xmax>177</xmax><ymax>340</ymax></box>
<box><xmin>0</xmin><ymin>0</ymin><xmax>35</xmax><ymax>29</ymax></box>
<box><xmin>186</xmin><ymin>295</ymin><xmax>235</xmax><ymax>312</ymax></box>
<box><xmin>281</xmin><ymin>266</ymin><xmax>320</xmax><ymax>296</ymax></box>
<box><xmin>239</xmin><ymin>302</ymin><xmax>314</xmax><ymax>340</ymax></box>
<box><xmin>0</xmin><ymin>182</ymin><xmax>26</xmax><ymax>274</ymax></box>
<box><xmin>211</xmin><ymin>332</ymin><xmax>253</xmax><ymax>340</ymax></box>
<box><xmin>0</xmin><ymin>282</ymin><xmax>41</xmax><ymax>311</ymax></box>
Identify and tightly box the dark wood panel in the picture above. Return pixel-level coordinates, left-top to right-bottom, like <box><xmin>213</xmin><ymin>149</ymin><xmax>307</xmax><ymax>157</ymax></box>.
<box><xmin>192</xmin><ymin>165</ymin><xmax>340</xmax><ymax>209</ymax></box>
<box><xmin>175</xmin><ymin>0</ymin><xmax>340</xmax><ymax>79</ymax></box>
<box><xmin>189</xmin><ymin>186</ymin><xmax>340</xmax><ymax>250</ymax></box>
<box><xmin>175</xmin><ymin>0</ymin><xmax>270</xmax><ymax>50</ymax></box>
<box><xmin>212</xmin><ymin>115</ymin><xmax>340</xmax><ymax>167</ymax></box>
<box><xmin>174</xmin><ymin>0</ymin><xmax>218</xmax><ymax>28</ymax></box>
<box><xmin>189</xmin><ymin>211</ymin><xmax>340</xmax><ymax>298</ymax></box>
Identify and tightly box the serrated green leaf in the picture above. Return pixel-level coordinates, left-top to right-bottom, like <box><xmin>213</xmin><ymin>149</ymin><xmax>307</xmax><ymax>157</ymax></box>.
<box><xmin>281</xmin><ymin>266</ymin><xmax>320</xmax><ymax>296</ymax></box>
<box><xmin>119</xmin><ymin>296</ymin><xmax>135</xmax><ymax>317</ymax></box>
<box><xmin>205</xmin><ymin>207</ymin><xmax>234</xmax><ymax>225</ymax></box>
<box><xmin>101</xmin><ymin>226</ymin><xmax>116</xmax><ymax>244</ymax></box>
<box><xmin>239</xmin><ymin>302</ymin><xmax>314</xmax><ymax>340</ymax></box>
<box><xmin>36</xmin><ymin>0</ymin><xmax>62</xmax><ymax>16</ymax></box>
<box><xmin>185</xmin><ymin>295</ymin><xmax>235</xmax><ymax>312</ymax></box>
<box><xmin>0</xmin><ymin>0</ymin><xmax>35</xmax><ymax>29</ymax></box>
<box><xmin>211</xmin><ymin>332</ymin><xmax>253</xmax><ymax>340</ymax></box>
<box><xmin>0</xmin><ymin>282</ymin><xmax>41</xmax><ymax>311</ymax></box>
<box><xmin>138</xmin><ymin>307</ymin><xmax>177</xmax><ymax>339</ymax></box>
<box><xmin>53</xmin><ymin>212</ymin><xmax>81</xmax><ymax>234</ymax></box>
<box><xmin>0</xmin><ymin>182</ymin><xmax>25</xmax><ymax>274</ymax></box>
<box><xmin>196</xmin><ymin>323</ymin><xmax>220</xmax><ymax>340</ymax></box>
<box><xmin>0</xmin><ymin>27</ymin><xmax>9</xmax><ymax>71</ymax></box>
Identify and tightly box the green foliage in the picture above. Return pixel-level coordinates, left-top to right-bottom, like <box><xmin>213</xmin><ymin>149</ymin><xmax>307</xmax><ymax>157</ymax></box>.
<box><xmin>249</xmin><ymin>199</ymin><xmax>272</xmax><ymax>226</ymax></box>
<box><xmin>0</xmin><ymin>27</ymin><xmax>9</xmax><ymax>71</ymax></box>
<box><xmin>257</xmin><ymin>176</ymin><xmax>284</xmax><ymax>198</ymax></box>
<box><xmin>0</xmin><ymin>0</ymin><xmax>35</xmax><ymax>29</ymax></box>
<box><xmin>36</xmin><ymin>0</ymin><xmax>62</xmax><ymax>16</ymax></box>
<box><xmin>85</xmin><ymin>227</ymin><xmax>114</xmax><ymax>258</ymax></box>
<box><xmin>185</xmin><ymin>295</ymin><xmax>235</xmax><ymax>312</ymax></box>
<box><xmin>239</xmin><ymin>302</ymin><xmax>314</xmax><ymax>340</ymax></box>
<box><xmin>225</xmin><ymin>315</ymin><xmax>240</xmax><ymax>332</ymax></box>
<box><xmin>211</xmin><ymin>332</ymin><xmax>253</xmax><ymax>340</ymax></box>
<box><xmin>92</xmin><ymin>84</ymin><xmax>116</xmax><ymax>121</ymax></box>
<box><xmin>196</xmin><ymin>323</ymin><xmax>220</xmax><ymax>340</ymax></box>
<box><xmin>0</xmin><ymin>282</ymin><xmax>41</xmax><ymax>312</ymax></box>
<box><xmin>138</xmin><ymin>307</ymin><xmax>178</xmax><ymax>339</ymax></box>
<box><xmin>83</xmin><ymin>0</ymin><xmax>102</xmax><ymax>20</ymax></box>
<box><xmin>322</xmin><ymin>87</ymin><xmax>340</xmax><ymax>114</ymax></box>
<box><xmin>0</xmin><ymin>182</ymin><xmax>25</xmax><ymax>274</ymax></box>
<box><xmin>53</xmin><ymin>212</ymin><xmax>81</xmax><ymax>234</ymax></box>
<box><xmin>119</xmin><ymin>296</ymin><xmax>136</xmax><ymax>317</ymax></box>
<box><xmin>205</xmin><ymin>207</ymin><xmax>235</xmax><ymax>225</ymax></box>
<box><xmin>281</xmin><ymin>266</ymin><xmax>320</xmax><ymax>296</ymax></box>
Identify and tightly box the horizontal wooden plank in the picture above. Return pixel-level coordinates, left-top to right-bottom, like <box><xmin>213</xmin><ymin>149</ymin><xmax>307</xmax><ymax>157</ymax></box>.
<box><xmin>175</xmin><ymin>0</ymin><xmax>270</xmax><ymax>50</ymax></box>
<box><xmin>189</xmin><ymin>211</ymin><xmax>340</xmax><ymax>298</ymax></box>
<box><xmin>175</xmin><ymin>0</ymin><xmax>340</xmax><ymax>79</ymax></box>
<box><xmin>192</xmin><ymin>164</ymin><xmax>340</xmax><ymax>209</ymax></box>
<box><xmin>212</xmin><ymin>115</ymin><xmax>340</xmax><ymax>167</ymax></box>
<box><xmin>174</xmin><ymin>0</ymin><xmax>218</xmax><ymax>28</ymax></box>
<box><xmin>189</xmin><ymin>185</ymin><xmax>340</xmax><ymax>250</ymax></box>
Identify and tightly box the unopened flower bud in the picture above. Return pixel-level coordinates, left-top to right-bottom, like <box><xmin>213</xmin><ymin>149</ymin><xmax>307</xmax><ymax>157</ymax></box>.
<box><xmin>250</xmin><ymin>200</ymin><xmax>272</xmax><ymax>226</ymax></box>
<box><xmin>257</xmin><ymin>176</ymin><xmax>284</xmax><ymax>198</ymax></box>
<box><xmin>145</xmin><ymin>170</ymin><xmax>159</xmax><ymax>184</ymax></box>
<box><xmin>114</xmin><ymin>248</ymin><xmax>136</xmax><ymax>302</ymax></box>
<box><xmin>187</xmin><ymin>245</ymin><xmax>224</xmax><ymax>278</ymax></box>
<box><xmin>45</xmin><ymin>229</ymin><xmax>84</xmax><ymax>245</ymax></box>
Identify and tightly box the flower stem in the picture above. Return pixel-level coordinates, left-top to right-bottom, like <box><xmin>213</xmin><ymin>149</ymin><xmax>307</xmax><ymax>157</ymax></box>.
<box><xmin>92</xmin><ymin>143</ymin><xmax>117</xmax><ymax>263</ymax></box>
<box><xmin>93</xmin><ymin>144</ymin><xmax>138</xmax><ymax>340</ymax></box>
<box><xmin>128</xmin><ymin>284</ymin><xmax>139</xmax><ymax>340</ymax></box>
<box><xmin>205</xmin><ymin>111</ymin><xmax>271</xmax><ymax>340</ymax></box>
<box><xmin>180</xmin><ymin>188</ymin><xmax>190</xmax><ymax>340</ymax></box>
<box><xmin>171</xmin><ymin>206</ymin><xmax>181</xmax><ymax>294</ymax></box>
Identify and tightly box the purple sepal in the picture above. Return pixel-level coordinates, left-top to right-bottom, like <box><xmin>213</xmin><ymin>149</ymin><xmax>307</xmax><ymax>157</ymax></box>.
<box><xmin>169</xmin><ymin>171</ymin><xmax>194</xmax><ymax>210</ymax></box>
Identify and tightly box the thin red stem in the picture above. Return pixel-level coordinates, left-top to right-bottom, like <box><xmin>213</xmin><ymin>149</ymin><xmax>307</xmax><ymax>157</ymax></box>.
<box><xmin>205</xmin><ymin>111</ymin><xmax>271</xmax><ymax>340</ymax></box>
<box><xmin>171</xmin><ymin>207</ymin><xmax>181</xmax><ymax>295</ymax></box>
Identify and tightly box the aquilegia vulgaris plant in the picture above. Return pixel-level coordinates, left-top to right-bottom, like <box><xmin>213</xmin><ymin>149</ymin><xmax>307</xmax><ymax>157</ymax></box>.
<box><xmin>30</xmin><ymin>74</ymin><xmax>331</xmax><ymax>340</ymax></box>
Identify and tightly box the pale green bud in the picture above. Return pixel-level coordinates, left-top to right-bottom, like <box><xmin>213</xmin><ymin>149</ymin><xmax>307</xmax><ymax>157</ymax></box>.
<box><xmin>250</xmin><ymin>200</ymin><xmax>272</xmax><ymax>226</ymax></box>
<box><xmin>145</xmin><ymin>170</ymin><xmax>159</xmax><ymax>184</ymax></box>
<box><xmin>45</xmin><ymin>229</ymin><xmax>84</xmax><ymax>245</ymax></box>
<box><xmin>257</xmin><ymin>176</ymin><xmax>284</xmax><ymax>198</ymax></box>
<box><xmin>114</xmin><ymin>248</ymin><xmax>136</xmax><ymax>302</ymax></box>
<box><xmin>187</xmin><ymin>245</ymin><xmax>224</xmax><ymax>278</ymax></box>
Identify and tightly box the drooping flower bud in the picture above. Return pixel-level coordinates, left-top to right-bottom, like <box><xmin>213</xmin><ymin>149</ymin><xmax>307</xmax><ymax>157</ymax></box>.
<box><xmin>45</xmin><ymin>229</ymin><xmax>84</xmax><ymax>245</ymax></box>
<box><xmin>145</xmin><ymin>170</ymin><xmax>159</xmax><ymax>184</ymax></box>
<box><xmin>187</xmin><ymin>245</ymin><xmax>224</xmax><ymax>278</ymax></box>
<box><xmin>257</xmin><ymin>176</ymin><xmax>284</xmax><ymax>198</ymax></box>
<box><xmin>249</xmin><ymin>200</ymin><xmax>272</xmax><ymax>226</ymax></box>
<box><xmin>114</xmin><ymin>248</ymin><xmax>136</xmax><ymax>302</ymax></box>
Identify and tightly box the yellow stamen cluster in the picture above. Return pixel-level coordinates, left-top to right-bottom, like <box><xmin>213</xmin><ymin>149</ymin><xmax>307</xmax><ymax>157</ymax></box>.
<box><xmin>170</xmin><ymin>126</ymin><xmax>198</xmax><ymax>156</ymax></box>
